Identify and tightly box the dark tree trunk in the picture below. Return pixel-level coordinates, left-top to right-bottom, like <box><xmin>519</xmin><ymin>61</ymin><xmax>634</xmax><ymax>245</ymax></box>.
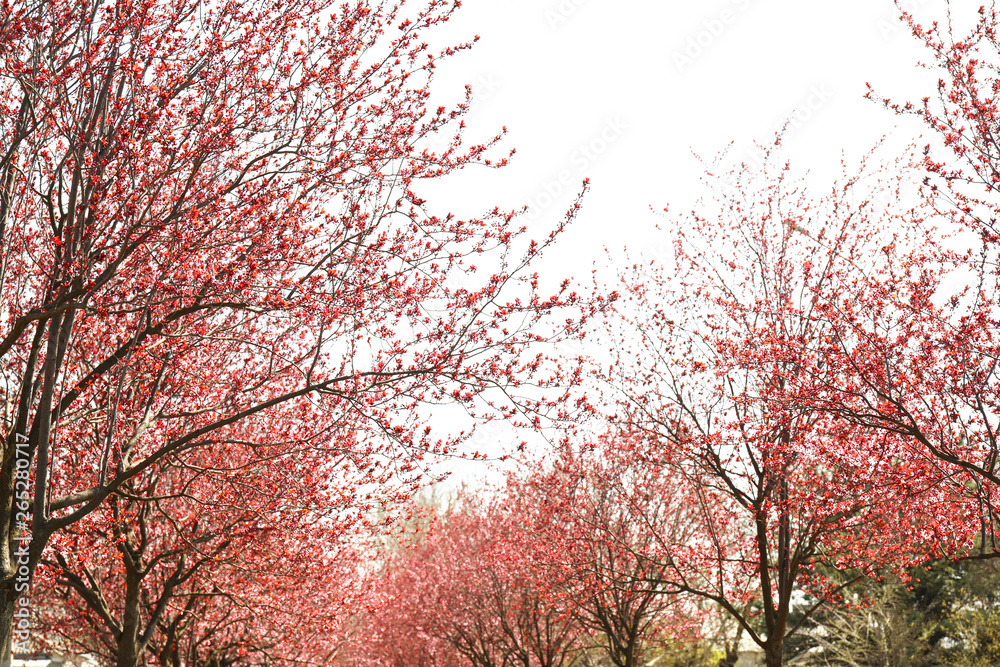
<box><xmin>115</xmin><ymin>566</ymin><xmax>144</xmax><ymax>667</ymax></box>
<box><xmin>764</xmin><ymin>636</ymin><xmax>784</xmax><ymax>667</ymax></box>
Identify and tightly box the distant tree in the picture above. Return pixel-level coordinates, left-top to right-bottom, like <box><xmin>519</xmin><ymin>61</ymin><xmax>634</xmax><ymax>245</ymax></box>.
<box><xmin>341</xmin><ymin>497</ymin><xmax>582</xmax><ymax>667</ymax></box>
<box><xmin>506</xmin><ymin>441</ymin><xmax>703</xmax><ymax>667</ymax></box>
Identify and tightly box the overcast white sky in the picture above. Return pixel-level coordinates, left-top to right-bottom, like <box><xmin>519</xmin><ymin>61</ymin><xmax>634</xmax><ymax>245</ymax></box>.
<box><xmin>417</xmin><ymin>0</ymin><xmax>953</xmax><ymax>268</ymax></box>
<box><xmin>414</xmin><ymin>0</ymin><xmax>960</xmax><ymax>486</ymax></box>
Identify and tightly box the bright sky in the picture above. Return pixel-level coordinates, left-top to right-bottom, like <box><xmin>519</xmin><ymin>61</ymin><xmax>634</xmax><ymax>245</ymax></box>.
<box><xmin>417</xmin><ymin>0</ymin><xmax>949</xmax><ymax>267</ymax></box>
<box><xmin>414</xmin><ymin>0</ymin><xmax>957</xmax><ymax>487</ymax></box>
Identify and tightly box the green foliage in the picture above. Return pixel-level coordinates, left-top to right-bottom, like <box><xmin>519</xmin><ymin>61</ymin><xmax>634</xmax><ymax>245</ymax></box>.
<box><xmin>783</xmin><ymin>559</ymin><xmax>1000</xmax><ymax>666</ymax></box>
<box><xmin>940</xmin><ymin>560</ymin><xmax>1000</xmax><ymax>667</ymax></box>
<box><xmin>942</xmin><ymin>606</ymin><xmax>1000</xmax><ymax>667</ymax></box>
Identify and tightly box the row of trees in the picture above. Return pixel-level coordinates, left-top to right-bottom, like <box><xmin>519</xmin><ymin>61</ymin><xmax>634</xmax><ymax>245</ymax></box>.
<box><xmin>4</xmin><ymin>0</ymin><xmax>1000</xmax><ymax>665</ymax></box>
<box><xmin>346</xmin><ymin>4</ymin><xmax>1000</xmax><ymax>666</ymax></box>
<box><xmin>343</xmin><ymin>441</ymin><xmax>1000</xmax><ymax>666</ymax></box>
<box><xmin>338</xmin><ymin>443</ymin><xmax>703</xmax><ymax>667</ymax></box>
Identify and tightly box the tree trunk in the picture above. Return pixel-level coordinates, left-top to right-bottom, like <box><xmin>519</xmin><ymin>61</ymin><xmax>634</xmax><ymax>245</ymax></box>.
<box><xmin>763</xmin><ymin>636</ymin><xmax>784</xmax><ymax>667</ymax></box>
<box><xmin>622</xmin><ymin>638</ymin><xmax>637</xmax><ymax>667</ymax></box>
<box><xmin>0</xmin><ymin>591</ymin><xmax>16</xmax><ymax>667</ymax></box>
<box><xmin>1</xmin><ymin>526</ymin><xmax>49</xmax><ymax>666</ymax></box>
<box><xmin>116</xmin><ymin>568</ymin><xmax>144</xmax><ymax>667</ymax></box>
<box><xmin>718</xmin><ymin>646</ymin><xmax>738</xmax><ymax>667</ymax></box>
